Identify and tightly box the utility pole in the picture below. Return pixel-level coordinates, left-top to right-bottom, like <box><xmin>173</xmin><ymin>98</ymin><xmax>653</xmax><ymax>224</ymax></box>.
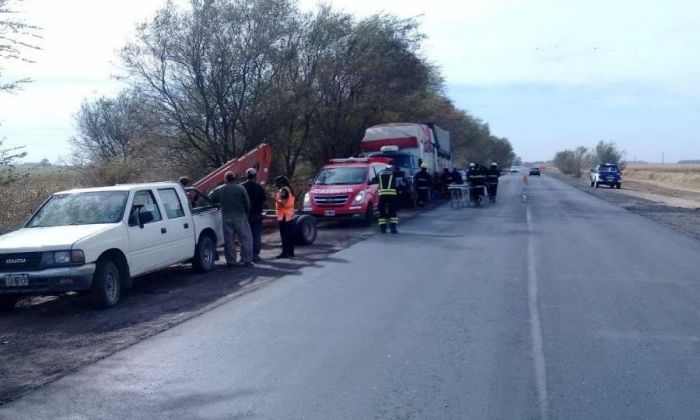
<box><xmin>662</xmin><ymin>152</ymin><xmax>665</xmax><ymax>164</ymax></box>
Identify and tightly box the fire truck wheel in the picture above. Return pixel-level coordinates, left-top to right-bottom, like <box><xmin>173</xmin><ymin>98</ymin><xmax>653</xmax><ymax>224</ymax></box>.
<box><xmin>295</xmin><ymin>215</ymin><xmax>317</xmax><ymax>246</ymax></box>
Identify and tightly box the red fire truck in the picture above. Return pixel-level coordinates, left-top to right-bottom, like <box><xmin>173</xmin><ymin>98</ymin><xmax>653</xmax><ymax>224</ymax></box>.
<box><xmin>302</xmin><ymin>157</ymin><xmax>392</xmax><ymax>226</ymax></box>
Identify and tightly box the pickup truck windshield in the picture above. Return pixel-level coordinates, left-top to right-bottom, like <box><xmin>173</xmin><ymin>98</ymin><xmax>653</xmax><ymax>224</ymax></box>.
<box><xmin>27</xmin><ymin>191</ymin><xmax>128</xmax><ymax>227</ymax></box>
<box><xmin>314</xmin><ymin>167</ymin><xmax>367</xmax><ymax>185</ymax></box>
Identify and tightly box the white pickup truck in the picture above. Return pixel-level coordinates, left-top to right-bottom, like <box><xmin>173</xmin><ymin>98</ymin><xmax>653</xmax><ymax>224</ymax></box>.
<box><xmin>0</xmin><ymin>182</ymin><xmax>224</xmax><ymax>310</ymax></box>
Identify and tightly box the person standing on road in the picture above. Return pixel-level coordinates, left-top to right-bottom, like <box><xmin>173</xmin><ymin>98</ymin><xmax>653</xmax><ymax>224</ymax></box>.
<box><xmin>487</xmin><ymin>163</ymin><xmax>501</xmax><ymax>202</ymax></box>
<box><xmin>451</xmin><ymin>168</ymin><xmax>464</xmax><ymax>185</ymax></box>
<box><xmin>242</xmin><ymin>168</ymin><xmax>267</xmax><ymax>262</ymax></box>
<box><xmin>414</xmin><ymin>163</ymin><xmax>433</xmax><ymax>206</ymax></box>
<box><xmin>377</xmin><ymin>165</ymin><xmax>399</xmax><ymax>234</ymax></box>
<box><xmin>440</xmin><ymin>168</ymin><xmax>451</xmax><ymax>198</ymax></box>
<box><xmin>209</xmin><ymin>171</ymin><xmax>254</xmax><ymax>267</ymax></box>
<box><xmin>466</xmin><ymin>163</ymin><xmax>481</xmax><ymax>204</ymax></box>
<box><xmin>273</xmin><ymin>176</ymin><xmax>296</xmax><ymax>259</ymax></box>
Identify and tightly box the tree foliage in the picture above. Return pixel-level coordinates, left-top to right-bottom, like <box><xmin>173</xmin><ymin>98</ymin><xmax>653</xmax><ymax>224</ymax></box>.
<box><xmin>76</xmin><ymin>0</ymin><xmax>517</xmax><ymax>180</ymax></box>
<box><xmin>0</xmin><ymin>0</ymin><xmax>40</xmax><ymax>92</ymax></box>
<box><xmin>554</xmin><ymin>141</ymin><xmax>625</xmax><ymax>176</ymax></box>
<box><xmin>0</xmin><ymin>135</ymin><xmax>26</xmax><ymax>186</ymax></box>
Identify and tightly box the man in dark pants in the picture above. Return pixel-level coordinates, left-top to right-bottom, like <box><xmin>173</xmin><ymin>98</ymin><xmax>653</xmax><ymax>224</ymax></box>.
<box><xmin>273</xmin><ymin>176</ymin><xmax>296</xmax><ymax>258</ymax></box>
<box><xmin>467</xmin><ymin>162</ymin><xmax>483</xmax><ymax>205</ymax></box>
<box><xmin>241</xmin><ymin>168</ymin><xmax>267</xmax><ymax>262</ymax></box>
<box><xmin>377</xmin><ymin>166</ymin><xmax>399</xmax><ymax>234</ymax></box>
<box><xmin>414</xmin><ymin>163</ymin><xmax>432</xmax><ymax>206</ymax></box>
<box><xmin>487</xmin><ymin>162</ymin><xmax>501</xmax><ymax>202</ymax></box>
<box><xmin>209</xmin><ymin>171</ymin><xmax>254</xmax><ymax>267</ymax></box>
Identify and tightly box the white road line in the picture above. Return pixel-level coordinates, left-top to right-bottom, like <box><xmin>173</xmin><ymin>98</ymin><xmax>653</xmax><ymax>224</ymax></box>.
<box><xmin>527</xmin><ymin>206</ymin><xmax>549</xmax><ymax>419</ymax></box>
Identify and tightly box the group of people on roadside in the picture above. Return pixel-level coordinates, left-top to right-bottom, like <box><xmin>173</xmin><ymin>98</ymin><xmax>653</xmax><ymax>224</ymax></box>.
<box><xmin>466</xmin><ymin>162</ymin><xmax>501</xmax><ymax>203</ymax></box>
<box><xmin>408</xmin><ymin>162</ymin><xmax>502</xmax><ymax>206</ymax></box>
<box><xmin>180</xmin><ymin>170</ymin><xmax>296</xmax><ymax>268</ymax></box>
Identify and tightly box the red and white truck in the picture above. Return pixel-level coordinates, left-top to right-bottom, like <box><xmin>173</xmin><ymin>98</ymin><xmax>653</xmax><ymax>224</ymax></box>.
<box><xmin>302</xmin><ymin>157</ymin><xmax>392</xmax><ymax>225</ymax></box>
<box><xmin>360</xmin><ymin>122</ymin><xmax>452</xmax><ymax>174</ymax></box>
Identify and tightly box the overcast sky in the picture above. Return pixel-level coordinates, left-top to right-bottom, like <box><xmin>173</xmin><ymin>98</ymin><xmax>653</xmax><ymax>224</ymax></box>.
<box><xmin>1</xmin><ymin>0</ymin><xmax>698</xmax><ymax>163</ymax></box>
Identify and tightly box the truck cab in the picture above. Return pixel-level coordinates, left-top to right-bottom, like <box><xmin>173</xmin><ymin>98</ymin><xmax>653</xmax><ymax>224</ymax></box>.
<box><xmin>0</xmin><ymin>182</ymin><xmax>224</xmax><ymax>310</ymax></box>
<box><xmin>365</xmin><ymin>147</ymin><xmax>419</xmax><ymax>207</ymax></box>
<box><xmin>302</xmin><ymin>158</ymin><xmax>391</xmax><ymax>226</ymax></box>
<box><xmin>590</xmin><ymin>164</ymin><xmax>622</xmax><ymax>189</ymax></box>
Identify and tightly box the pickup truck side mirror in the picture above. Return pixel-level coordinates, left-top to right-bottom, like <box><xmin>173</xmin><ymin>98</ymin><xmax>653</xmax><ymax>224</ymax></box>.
<box><xmin>130</xmin><ymin>204</ymin><xmax>153</xmax><ymax>229</ymax></box>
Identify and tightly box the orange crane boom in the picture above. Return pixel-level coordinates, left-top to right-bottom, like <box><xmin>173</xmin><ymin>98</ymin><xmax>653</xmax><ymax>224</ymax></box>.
<box><xmin>193</xmin><ymin>143</ymin><xmax>272</xmax><ymax>192</ymax></box>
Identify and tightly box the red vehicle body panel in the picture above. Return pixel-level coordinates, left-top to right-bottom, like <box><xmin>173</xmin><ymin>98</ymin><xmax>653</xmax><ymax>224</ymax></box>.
<box><xmin>304</xmin><ymin>159</ymin><xmax>391</xmax><ymax>222</ymax></box>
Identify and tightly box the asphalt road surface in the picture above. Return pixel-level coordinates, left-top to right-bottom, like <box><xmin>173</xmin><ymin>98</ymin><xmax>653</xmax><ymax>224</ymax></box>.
<box><xmin>3</xmin><ymin>174</ymin><xmax>700</xmax><ymax>419</ymax></box>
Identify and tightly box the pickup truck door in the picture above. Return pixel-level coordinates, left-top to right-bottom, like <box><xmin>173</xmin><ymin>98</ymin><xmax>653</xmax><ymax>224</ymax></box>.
<box><xmin>127</xmin><ymin>189</ymin><xmax>170</xmax><ymax>276</ymax></box>
<box><xmin>156</xmin><ymin>187</ymin><xmax>196</xmax><ymax>264</ymax></box>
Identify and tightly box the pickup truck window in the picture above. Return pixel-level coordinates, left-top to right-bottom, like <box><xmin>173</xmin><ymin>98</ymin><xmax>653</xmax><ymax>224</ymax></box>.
<box><xmin>130</xmin><ymin>190</ymin><xmax>163</xmax><ymax>226</ymax></box>
<box><xmin>157</xmin><ymin>188</ymin><xmax>185</xmax><ymax>219</ymax></box>
<box><xmin>26</xmin><ymin>191</ymin><xmax>128</xmax><ymax>228</ymax></box>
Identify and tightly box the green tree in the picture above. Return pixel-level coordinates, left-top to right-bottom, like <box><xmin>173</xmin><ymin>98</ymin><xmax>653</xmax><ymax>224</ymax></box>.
<box><xmin>0</xmin><ymin>0</ymin><xmax>40</xmax><ymax>92</ymax></box>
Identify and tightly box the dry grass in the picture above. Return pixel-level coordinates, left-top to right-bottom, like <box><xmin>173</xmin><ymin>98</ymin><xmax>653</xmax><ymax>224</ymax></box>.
<box><xmin>623</xmin><ymin>164</ymin><xmax>700</xmax><ymax>192</ymax></box>
<box><xmin>0</xmin><ymin>170</ymin><xmax>87</xmax><ymax>234</ymax></box>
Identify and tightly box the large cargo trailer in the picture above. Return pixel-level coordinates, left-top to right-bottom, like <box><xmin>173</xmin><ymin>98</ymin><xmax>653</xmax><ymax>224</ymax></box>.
<box><xmin>360</xmin><ymin>123</ymin><xmax>452</xmax><ymax>173</ymax></box>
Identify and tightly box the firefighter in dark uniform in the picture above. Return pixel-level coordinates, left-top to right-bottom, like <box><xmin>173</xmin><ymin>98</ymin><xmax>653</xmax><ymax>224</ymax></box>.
<box><xmin>466</xmin><ymin>162</ymin><xmax>482</xmax><ymax>204</ymax></box>
<box><xmin>487</xmin><ymin>162</ymin><xmax>501</xmax><ymax>202</ymax></box>
<box><xmin>378</xmin><ymin>165</ymin><xmax>399</xmax><ymax>234</ymax></box>
<box><xmin>414</xmin><ymin>163</ymin><xmax>433</xmax><ymax>206</ymax></box>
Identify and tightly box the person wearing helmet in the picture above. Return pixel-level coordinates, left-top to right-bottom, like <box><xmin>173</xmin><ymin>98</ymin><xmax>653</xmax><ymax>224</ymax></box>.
<box><xmin>209</xmin><ymin>171</ymin><xmax>254</xmax><ymax>267</ymax></box>
<box><xmin>487</xmin><ymin>162</ymin><xmax>502</xmax><ymax>202</ymax></box>
<box><xmin>466</xmin><ymin>162</ymin><xmax>483</xmax><ymax>205</ymax></box>
<box><xmin>241</xmin><ymin>168</ymin><xmax>266</xmax><ymax>262</ymax></box>
<box><xmin>377</xmin><ymin>165</ymin><xmax>400</xmax><ymax>234</ymax></box>
<box><xmin>414</xmin><ymin>162</ymin><xmax>433</xmax><ymax>206</ymax></box>
<box><xmin>272</xmin><ymin>175</ymin><xmax>296</xmax><ymax>258</ymax></box>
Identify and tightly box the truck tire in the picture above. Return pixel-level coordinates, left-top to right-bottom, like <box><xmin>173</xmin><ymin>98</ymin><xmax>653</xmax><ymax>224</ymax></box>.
<box><xmin>91</xmin><ymin>259</ymin><xmax>121</xmax><ymax>309</ymax></box>
<box><xmin>616</xmin><ymin>183</ymin><xmax>621</xmax><ymax>189</ymax></box>
<box><xmin>0</xmin><ymin>296</ymin><xmax>19</xmax><ymax>311</ymax></box>
<box><xmin>295</xmin><ymin>214</ymin><xmax>317</xmax><ymax>245</ymax></box>
<box><xmin>362</xmin><ymin>204</ymin><xmax>374</xmax><ymax>227</ymax></box>
<box><xmin>193</xmin><ymin>234</ymin><xmax>216</xmax><ymax>273</ymax></box>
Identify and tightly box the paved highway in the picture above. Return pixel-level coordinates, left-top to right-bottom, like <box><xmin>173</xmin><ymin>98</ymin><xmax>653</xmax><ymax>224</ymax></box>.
<box><xmin>3</xmin><ymin>174</ymin><xmax>700</xmax><ymax>419</ymax></box>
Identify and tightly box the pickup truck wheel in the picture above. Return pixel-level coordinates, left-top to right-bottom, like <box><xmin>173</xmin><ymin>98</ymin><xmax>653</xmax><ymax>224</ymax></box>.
<box><xmin>193</xmin><ymin>234</ymin><xmax>216</xmax><ymax>273</ymax></box>
<box><xmin>295</xmin><ymin>214</ymin><xmax>317</xmax><ymax>245</ymax></box>
<box><xmin>91</xmin><ymin>259</ymin><xmax>121</xmax><ymax>309</ymax></box>
<box><xmin>616</xmin><ymin>183</ymin><xmax>622</xmax><ymax>189</ymax></box>
<box><xmin>362</xmin><ymin>204</ymin><xmax>374</xmax><ymax>227</ymax></box>
<box><xmin>0</xmin><ymin>296</ymin><xmax>19</xmax><ymax>311</ymax></box>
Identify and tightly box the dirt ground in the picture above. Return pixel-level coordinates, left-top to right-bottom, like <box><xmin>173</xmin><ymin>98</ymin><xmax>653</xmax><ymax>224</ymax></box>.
<box><xmin>550</xmin><ymin>171</ymin><xmax>700</xmax><ymax>240</ymax></box>
<box><xmin>0</xmin><ymin>204</ymin><xmax>439</xmax><ymax>405</ymax></box>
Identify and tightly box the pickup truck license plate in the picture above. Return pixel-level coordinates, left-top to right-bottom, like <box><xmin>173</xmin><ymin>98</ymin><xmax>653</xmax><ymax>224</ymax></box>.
<box><xmin>4</xmin><ymin>274</ymin><xmax>29</xmax><ymax>287</ymax></box>
<box><xmin>324</xmin><ymin>210</ymin><xmax>336</xmax><ymax>217</ymax></box>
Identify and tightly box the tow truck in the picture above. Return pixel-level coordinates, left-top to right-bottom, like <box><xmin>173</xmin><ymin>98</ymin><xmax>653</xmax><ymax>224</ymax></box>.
<box><xmin>188</xmin><ymin>143</ymin><xmax>317</xmax><ymax>246</ymax></box>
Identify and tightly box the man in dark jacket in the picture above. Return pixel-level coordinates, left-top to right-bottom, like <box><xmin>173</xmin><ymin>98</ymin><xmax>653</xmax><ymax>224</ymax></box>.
<box><xmin>377</xmin><ymin>165</ymin><xmax>399</xmax><ymax>234</ymax></box>
<box><xmin>451</xmin><ymin>168</ymin><xmax>464</xmax><ymax>185</ymax></box>
<box><xmin>487</xmin><ymin>162</ymin><xmax>501</xmax><ymax>202</ymax></box>
<box><xmin>241</xmin><ymin>168</ymin><xmax>267</xmax><ymax>262</ymax></box>
<box><xmin>209</xmin><ymin>171</ymin><xmax>253</xmax><ymax>267</ymax></box>
<box><xmin>440</xmin><ymin>168</ymin><xmax>451</xmax><ymax>198</ymax></box>
<box><xmin>466</xmin><ymin>163</ymin><xmax>485</xmax><ymax>205</ymax></box>
<box><xmin>414</xmin><ymin>163</ymin><xmax>433</xmax><ymax>206</ymax></box>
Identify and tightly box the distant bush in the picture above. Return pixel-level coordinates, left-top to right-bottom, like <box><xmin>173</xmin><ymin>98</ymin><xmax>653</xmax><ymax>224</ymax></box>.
<box><xmin>0</xmin><ymin>170</ymin><xmax>85</xmax><ymax>234</ymax></box>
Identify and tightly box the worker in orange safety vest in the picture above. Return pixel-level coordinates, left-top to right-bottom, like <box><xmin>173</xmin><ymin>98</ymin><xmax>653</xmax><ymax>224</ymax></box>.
<box><xmin>273</xmin><ymin>175</ymin><xmax>296</xmax><ymax>258</ymax></box>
